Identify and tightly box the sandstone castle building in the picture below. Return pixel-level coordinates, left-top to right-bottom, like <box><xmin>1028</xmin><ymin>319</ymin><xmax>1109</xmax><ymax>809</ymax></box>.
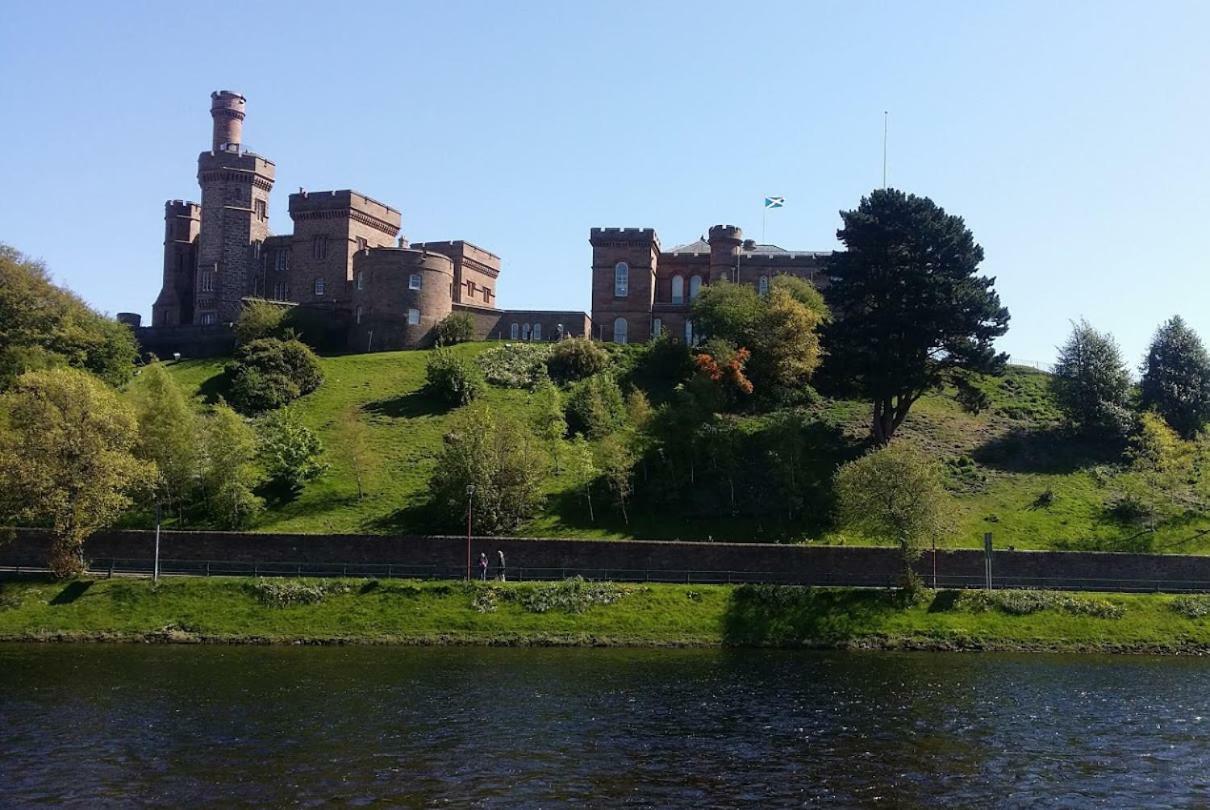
<box><xmin>138</xmin><ymin>91</ymin><xmax>828</xmax><ymax>355</ymax></box>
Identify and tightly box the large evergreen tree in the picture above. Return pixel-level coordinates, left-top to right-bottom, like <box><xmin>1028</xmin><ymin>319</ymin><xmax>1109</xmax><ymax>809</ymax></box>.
<box><xmin>1140</xmin><ymin>316</ymin><xmax>1210</xmax><ymax>438</ymax></box>
<box><xmin>1052</xmin><ymin>319</ymin><xmax>1132</xmax><ymax>435</ymax></box>
<box><xmin>826</xmin><ymin>189</ymin><xmax>1009</xmax><ymax>443</ymax></box>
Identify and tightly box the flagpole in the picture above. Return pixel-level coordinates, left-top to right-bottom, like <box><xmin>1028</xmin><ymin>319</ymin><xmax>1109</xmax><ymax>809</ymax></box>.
<box><xmin>762</xmin><ymin>206</ymin><xmax>767</xmax><ymax>243</ymax></box>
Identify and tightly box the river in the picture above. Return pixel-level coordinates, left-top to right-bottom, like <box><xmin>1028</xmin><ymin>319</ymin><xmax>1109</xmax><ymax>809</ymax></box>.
<box><xmin>1</xmin><ymin>645</ymin><xmax>1208</xmax><ymax>806</ymax></box>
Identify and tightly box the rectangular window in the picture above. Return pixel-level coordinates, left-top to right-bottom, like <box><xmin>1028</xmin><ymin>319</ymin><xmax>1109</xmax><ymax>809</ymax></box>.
<box><xmin>273</xmin><ymin>281</ymin><xmax>288</xmax><ymax>300</ymax></box>
<box><xmin>313</xmin><ymin>236</ymin><xmax>328</xmax><ymax>260</ymax></box>
<box><xmin>199</xmin><ymin>271</ymin><xmax>214</xmax><ymax>293</ymax></box>
<box><xmin>254</xmin><ymin>199</ymin><xmax>267</xmax><ymax>221</ymax></box>
<box><xmin>200</xmin><ymin>312</ymin><xmax>216</xmax><ymax>325</ymax></box>
<box><xmin>314</xmin><ymin>278</ymin><xmax>325</xmax><ymax>296</ymax></box>
<box><xmin>356</xmin><ymin>272</ymin><xmax>365</xmax><ymax>291</ymax></box>
<box><xmin>409</xmin><ymin>273</ymin><xmax>422</xmax><ymax>291</ymax></box>
<box><xmin>275</xmin><ymin>250</ymin><xmax>289</xmax><ymax>273</ymax></box>
<box><xmin>356</xmin><ymin>236</ymin><xmax>367</xmax><ymax>252</ymax></box>
<box><xmin>652</xmin><ymin>318</ymin><xmax>662</xmax><ymax>338</ymax></box>
<box><xmin>407</xmin><ymin>308</ymin><xmax>420</xmax><ymax>325</ymax></box>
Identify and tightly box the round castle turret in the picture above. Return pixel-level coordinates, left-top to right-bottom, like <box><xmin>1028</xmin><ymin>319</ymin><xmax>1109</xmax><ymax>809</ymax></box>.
<box><xmin>708</xmin><ymin>224</ymin><xmax>743</xmax><ymax>283</ymax></box>
<box><xmin>210</xmin><ymin>90</ymin><xmax>246</xmax><ymax>152</ymax></box>
<box><xmin>350</xmin><ymin>248</ymin><xmax>455</xmax><ymax>350</ymax></box>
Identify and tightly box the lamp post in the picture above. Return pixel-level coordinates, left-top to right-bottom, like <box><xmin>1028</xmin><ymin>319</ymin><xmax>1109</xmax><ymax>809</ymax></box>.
<box><xmin>465</xmin><ymin>485</ymin><xmax>475</xmax><ymax>582</ymax></box>
<box><xmin>154</xmin><ymin>502</ymin><xmax>162</xmax><ymax>583</ymax></box>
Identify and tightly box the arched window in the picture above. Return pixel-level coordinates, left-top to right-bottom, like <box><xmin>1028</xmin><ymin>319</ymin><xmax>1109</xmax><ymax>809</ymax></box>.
<box><xmin>652</xmin><ymin>318</ymin><xmax>662</xmax><ymax>338</ymax></box>
<box><xmin>522</xmin><ymin>323</ymin><xmax>532</xmax><ymax>341</ymax></box>
<box><xmin>758</xmin><ymin>275</ymin><xmax>770</xmax><ymax>296</ymax></box>
<box><xmin>614</xmin><ymin>262</ymin><xmax>629</xmax><ymax>297</ymax></box>
<box><xmin>689</xmin><ymin>275</ymin><xmax>702</xmax><ymax>301</ymax></box>
<box><xmin>355</xmin><ymin>305</ymin><xmax>363</xmax><ymax>325</ymax></box>
<box><xmin>532</xmin><ymin>323</ymin><xmax>542</xmax><ymax>341</ymax></box>
<box><xmin>613</xmin><ymin>317</ymin><xmax>628</xmax><ymax>344</ymax></box>
<box><xmin>314</xmin><ymin>278</ymin><xmax>325</xmax><ymax>296</ymax></box>
<box><xmin>684</xmin><ymin>319</ymin><xmax>694</xmax><ymax>345</ymax></box>
<box><xmin>671</xmin><ymin>275</ymin><xmax>685</xmax><ymax>304</ymax></box>
<box><xmin>510</xmin><ymin>322</ymin><xmax>520</xmax><ymax>340</ymax></box>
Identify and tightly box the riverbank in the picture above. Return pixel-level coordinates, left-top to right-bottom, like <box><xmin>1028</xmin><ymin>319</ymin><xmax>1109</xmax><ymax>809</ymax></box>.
<box><xmin>3</xmin><ymin>577</ymin><xmax>1210</xmax><ymax>653</ymax></box>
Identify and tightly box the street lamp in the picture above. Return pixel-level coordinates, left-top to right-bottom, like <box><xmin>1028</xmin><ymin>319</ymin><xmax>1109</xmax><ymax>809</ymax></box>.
<box><xmin>465</xmin><ymin>485</ymin><xmax>475</xmax><ymax>581</ymax></box>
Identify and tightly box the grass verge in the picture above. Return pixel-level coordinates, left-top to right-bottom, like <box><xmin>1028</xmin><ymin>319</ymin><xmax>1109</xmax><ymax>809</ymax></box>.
<box><xmin>3</xmin><ymin>576</ymin><xmax>1210</xmax><ymax>654</ymax></box>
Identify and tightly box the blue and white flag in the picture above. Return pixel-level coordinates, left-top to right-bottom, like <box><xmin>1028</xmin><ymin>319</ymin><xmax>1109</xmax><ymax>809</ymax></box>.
<box><xmin>764</xmin><ymin>196</ymin><xmax>785</xmax><ymax>209</ymax></box>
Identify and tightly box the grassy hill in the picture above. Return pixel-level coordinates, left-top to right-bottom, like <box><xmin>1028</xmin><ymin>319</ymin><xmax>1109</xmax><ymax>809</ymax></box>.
<box><xmin>162</xmin><ymin>343</ymin><xmax>1210</xmax><ymax>553</ymax></box>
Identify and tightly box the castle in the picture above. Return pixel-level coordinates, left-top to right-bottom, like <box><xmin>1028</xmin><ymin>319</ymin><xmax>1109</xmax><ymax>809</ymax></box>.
<box><xmin>136</xmin><ymin>91</ymin><xmax>828</xmax><ymax>356</ymax></box>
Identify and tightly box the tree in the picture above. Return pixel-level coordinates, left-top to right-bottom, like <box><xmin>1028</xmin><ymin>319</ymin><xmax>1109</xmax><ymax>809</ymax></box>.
<box><xmin>429</xmin><ymin>404</ymin><xmax>546</xmax><ymax>534</ymax></box>
<box><xmin>424</xmin><ymin>349</ymin><xmax>484</xmax><ymax>407</ymax></box>
<box><xmin>565</xmin><ymin>374</ymin><xmax>626</xmax><ymax>438</ymax></box>
<box><xmin>595</xmin><ymin>434</ymin><xmax>636</xmax><ymax>524</ymax></box>
<box><xmin>200</xmin><ymin>404</ymin><xmax>262</xmax><ymax>529</ymax></box>
<box><xmin>0</xmin><ymin>243</ymin><xmax>138</xmax><ymax>389</ymax></box>
<box><xmin>531</xmin><ymin>379</ymin><xmax>567</xmax><ymax>473</ymax></box>
<box><xmin>434</xmin><ymin>312</ymin><xmax>475</xmax><ymax>346</ymax></box>
<box><xmin>335</xmin><ymin>406</ymin><xmax>374</xmax><ymax>501</ymax></box>
<box><xmin>1140</xmin><ymin>316</ymin><xmax>1210</xmax><ymax>439</ymax></box>
<box><xmin>226</xmin><ymin>338</ymin><xmax>324</xmax><ymax>413</ymax></box>
<box><xmin>0</xmin><ymin>368</ymin><xmax>154</xmax><ymax>576</ymax></box>
<box><xmin>1052</xmin><ymin>319</ymin><xmax>1133</xmax><ymax>436</ymax></box>
<box><xmin>546</xmin><ymin>337</ymin><xmax>610</xmax><ymax>383</ymax></box>
<box><xmin>826</xmin><ymin>189</ymin><xmax>1010</xmax><ymax>443</ymax></box>
<box><xmin>835</xmin><ymin>442</ymin><xmax>953</xmax><ymax>592</ymax></box>
<box><xmin>256</xmin><ymin>408</ymin><xmax>327</xmax><ymax>498</ymax></box>
<box><xmin>564</xmin><ymin>435</ymin><xmax>597</xmax><ymax>521</ymax></box>
<box><xmin>128</xmin><ymin>361</ymin><xmax>199</xmax><ymax>516</ymax></box>
<box><xmin>234</xmin><ymin>299</ymin><xmax>287</xmax><ymax>344</ymax></box>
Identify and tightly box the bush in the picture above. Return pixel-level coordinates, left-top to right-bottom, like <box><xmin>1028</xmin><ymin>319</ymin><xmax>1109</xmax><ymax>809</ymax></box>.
<box><xmin>517</xmin><ymin>577</ymin><xmax>636</xmax><ymax>613</ymax></box>
<box><xmin>234</xmin><ymin>299</ymin><xmax>287</xmax><ymax>344</ymax></box>
<box><xmin>226</xmin><ymin>338</ymin><xmax>324</xmax><ymax>413</ymax></box>
<box><xmin>546</xmin><ymin>338</ymin><xmax>609</xmax><ymax>383</ymax></box>
<box><xmin>434</xmin><ymin>312</ymin><xmax>475</xmax><ymax>346</ymax></box>
<box><xmin>424</xmin><ymin>349</ymin><xmax>484</xmax><ymax>406</ymax></box>
<box><xmin>256</xmin><ymin>408</ymin><xmax>327</xmax><ymax>497</ymax></box>
<box><xmin>565</xmin><ymin>374</ymin><xmax>626</xmax><ymax>438</ymax></box>
<box><xmin>1170</xmin><ymin>595</ymin><xmax>1210</xmax><ymax>619</ymax></box>
<box><xmin>959</xmin><ymin>589</ymin><xmax>1125</xmax><ymax>619</ymax></box>
<box><xmin>477</xmin><ymin>343</ymin><xmax>553</xmax><ymax>389</ymax></box>
<box><xmin>249</xmin><ymin>579</ymin><xmax>329</xmax><ymax>607</ymax></box>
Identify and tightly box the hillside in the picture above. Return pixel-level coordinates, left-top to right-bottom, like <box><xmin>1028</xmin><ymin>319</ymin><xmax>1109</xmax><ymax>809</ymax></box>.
<box><xmin>162</xmin><ymin>343</ymin><xmax>1210</xmax><ymax>553</ymax></box>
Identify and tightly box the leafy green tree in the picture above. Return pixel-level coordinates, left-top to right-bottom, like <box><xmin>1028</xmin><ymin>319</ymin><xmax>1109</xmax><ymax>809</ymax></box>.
<box><xmin>546</xmin><ymin>337</ymin><xmax>610</xmax><ymax>383</ymax></box>
<box><xmin>128</xmin><ymin>361</ymin><xmax>199</xmax><ymax>516</ymax></box>
<box><xmin>835</xmin><ymin>441</ymin><xmax>954</xmax><ymax>592</ymax></box>
<box><xmin>1052</xmin><ymin>319</ymin><xmax>1133</xmax><ymax>436</ymax></box>
<box><xmin>565</xmin><ymin>374</ymin><xmax>626</xmax><ymax>438</ymax></box>
<box><xmin>226</xmin><ymin>338</ymin><xmax>324</xmax><ymax>413</ymax></box>
<box><xmin>826</xmin><ymin>189</ymin><xmax>1010</xmax><ymax>443</ymax></box>
<box><xmin>256</xmin><ymin>408</ymin><xmax>328</xmax><ymax>498</ymax></box>
<box><xmin>1140</xmin><ymin>316</ymin><xmax>1210</xmax><ymax>438</ymax></box>
<box><xmin>594</xmin><ymin>434</ymin><xmax>636</xmax><ymax>524</ymax></box>
<box><xmin>200</xmin><ymin>404</ymin><xmax>262</xmax><ymax>529</ymax></box>
<box><xmin>429</xmin><ymin>404</ymin><xmax>546</xmax><ymax>534</ymax></box>
<box><xmin>532</xmin><ymin>379</ymin><xmax>567</xmax><ymax>472</ymax></box>
<box><xmin>564</xmin><ymin>435</ymin><xmax>597</xmax><ymax>521</ymax></box>
<box><xmin>234</xmin><ymin>299</ymin><xmax>288</xmax><ymax>344</ymax></box>
<box><xmin>424</xmin><ymin>349</ymin><xmax>485</xmax><ymax>406</ymax></box>
<box><xmin>0</xmin><ymin>368</ymin><xmax>155</xmax><ymax>576</ymax></box>
<box><xmin>0</xmin><ymin>243</ymin><xmax>138</xmax><ymax>389</ymax></box>
<box><xmin>434</xmin><ymin>312</ymin><xmax>475</xmax><ymax>346</ymax></box>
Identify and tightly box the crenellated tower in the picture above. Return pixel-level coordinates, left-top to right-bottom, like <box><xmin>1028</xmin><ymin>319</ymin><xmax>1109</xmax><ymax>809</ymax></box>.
<box><xmin>151</xmin><ymin>200</ymin><xmax>201</xmax><ymax>326</ymax></box>
<box><xmin>193</xmin><ymin>91</ymin><xmax>276</xmax><ymax>324</ymax></box>
<box><xmin>589</xmin><ymin>227</ymin><xmax>659</xmax><ymax>343</ymax></box>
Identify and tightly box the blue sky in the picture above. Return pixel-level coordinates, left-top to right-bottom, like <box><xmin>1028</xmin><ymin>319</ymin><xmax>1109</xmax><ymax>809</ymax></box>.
<box><xmin>1</xmin><ymin>1</ymin><xmax>1206</xmax><ymax>367</ymax></box>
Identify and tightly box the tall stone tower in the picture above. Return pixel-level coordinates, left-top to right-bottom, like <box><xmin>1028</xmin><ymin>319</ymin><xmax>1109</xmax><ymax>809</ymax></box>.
<box><xmin>193</xmin><ymin>91</ymin><xmax>276</xmax><ymax>324</ymax></box>
<box><xmin>707</xmin><ymin>224</ymin><xmax>742</xmax><ymax>283</ymax></box>
<box><xmin>151</xmin><ymin>200</ymin><xmax>201</xmax><ymax>326</ymax></box>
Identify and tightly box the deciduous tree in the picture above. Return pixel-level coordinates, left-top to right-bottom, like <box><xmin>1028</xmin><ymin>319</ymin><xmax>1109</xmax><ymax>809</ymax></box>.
<box><xmin>128</xmin><ymin>361</ymin><xmax>200</xmax><ymax>517</ymax></box>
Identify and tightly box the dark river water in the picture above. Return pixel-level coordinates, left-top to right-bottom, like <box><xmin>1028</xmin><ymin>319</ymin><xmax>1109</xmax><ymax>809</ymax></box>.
<box><xmin>2</xmin><ymin>645</ymin><xmax>1209</xmax><ymax>807</ymax></box>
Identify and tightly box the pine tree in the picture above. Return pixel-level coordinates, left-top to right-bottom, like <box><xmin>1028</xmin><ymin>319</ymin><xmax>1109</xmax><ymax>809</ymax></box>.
<box><xmin>1140</xmin><ymin>316</ymin><xmax>1210</xmax><ymax>438</ymax></box>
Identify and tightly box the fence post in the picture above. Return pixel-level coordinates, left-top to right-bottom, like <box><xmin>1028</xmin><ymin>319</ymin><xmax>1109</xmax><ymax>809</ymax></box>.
<box><xmin>108</xmin><ymin>559</ymin><xmax>114</xmax><ymax>579</ymax></box>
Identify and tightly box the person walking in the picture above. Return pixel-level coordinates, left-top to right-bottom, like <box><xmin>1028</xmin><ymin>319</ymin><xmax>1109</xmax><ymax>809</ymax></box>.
<box><xmin>497</xmin><ymin>549</ymin><xmax>507</xmax><ymax>582</ymax></box>
<box><xmin>479</xmin><ymin>553</ymin><xmax>489</xmax><ymax>582</ymax></box>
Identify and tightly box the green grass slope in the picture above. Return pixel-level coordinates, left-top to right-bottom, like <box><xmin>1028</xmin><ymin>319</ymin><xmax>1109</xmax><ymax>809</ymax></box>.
<box><xmin>3</xmin><ymin>576</ymin><xmax>1210</xmax><ymax>653</ymax></box>
<box><xmin>163</xmin><ymin>345</ymin><xmax>1210</xmax><ymax>552</ymax></box>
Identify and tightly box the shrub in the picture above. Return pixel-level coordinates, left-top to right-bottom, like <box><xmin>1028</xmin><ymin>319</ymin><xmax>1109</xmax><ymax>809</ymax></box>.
<box><xmin>517</xmin><ymin>577</ymin><xmax>635</xmax><ymax>613</ymax></box>
<box><xmin>424</xmin><ymin>349</ymin><xmax>484</xmax><ymax>406</ymax></box>
<box><xmin>249</xmin><ymin>579</ymin><xmax>328</xmax><ymax>607</ymax></box>
<box><xmin>256</xmin><ymin>408</ymin><xmax>327</xmax><ymax>497</ymax></box>
<box><xmin>959</xmin><ymin>589</ymin><xmax>1125</xmax><ymax>619</ymax></box>
<box><xmin>565</xmin><ymin>374</ymin><xmax>626</xmax><ymax>438</ymax></box>
<box><xmin>226</xmin><ymin>338</ymin><xmax>324</xmax><ymax>413</ymax></box>
<box><xmin>546</xmin><ymin>337</ymin><xmax>609</xmax><ymax>383</ymax></box>
<box><xmin>434</xmin><ymin>312</ymin><xmax>475</xmax><ymax>346</ymax></box>
<box><xmin>1170</xmin><ymin>595</ymin><xmax>1210</xmax><ymax>619</ymax></box>
<box><xmin>477</xmin><ymin>343</ymin><xmax>553</xmax><ymax>389</ymax></box>
<box><xmin>234</xmin><ymin>299</ymin><xmax>287</xmax><ymax>344</ymax></box>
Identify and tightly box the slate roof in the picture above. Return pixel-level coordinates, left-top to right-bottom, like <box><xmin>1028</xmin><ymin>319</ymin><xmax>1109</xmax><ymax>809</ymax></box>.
<box><xmin>665</xmin><ymin>238</ymin><xmax>819</xmax><ymax>256</ymax></box>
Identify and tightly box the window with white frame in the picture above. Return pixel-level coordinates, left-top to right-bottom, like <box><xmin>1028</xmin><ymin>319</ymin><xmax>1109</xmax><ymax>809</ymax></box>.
<box><xmin>532</xmin><ymin>323</ymin><xmax>542</xmax><ymax>341</ymax></box>
<box><xmin>409</xmin><ymin>273</ymin><xmax>422</xmax><ymax>290</ymax></box>
<box><xmin>510</xmin><ymin>322</ymin><xmax>519</xmax><ymax>340</ymax></box>
<box><xmin>671</xmin><ymin>275</ymin><xmax>684</xmax><ymax>304</ymax></box>
<box><xmin>758</xmin><ymin>275</ymin><xmax>770</xmax><ymax>296</ymax></box>
<box><xmin>314</xmin><ymin>278</ymin><xmax>325</xmax><ymax>296</ymax></box>
<box><xmin>652</xmin><ymin>318</ymin><xmax>662</xmax><ymax>338</ymax></box>
<box><xmin>613</xmin><ymin>317</ymin><xmax>628</xmax><ymax>344</ymax></box>
<box><xmin>407</xmin><ymin>308</ymin><xmax>420</xmax><ymax>325</ymax></box>
<box><xmin>689</xmin><ymin>275</ymin><xmax>702</xmax><ymax>301</ymax></box>
<box><xmin>614</xmin><ymin>262</ymin><xmax>629</xmax><ymax>297</ymax></box>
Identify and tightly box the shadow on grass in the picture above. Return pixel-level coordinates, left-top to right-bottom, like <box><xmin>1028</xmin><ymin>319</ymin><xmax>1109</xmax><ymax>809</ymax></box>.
<box><xmin>721</xmin><ymin>585</ymin><xmax>898</xmax><ymax>645</ymax></box>
<box><xmin>973</xmin><ymin>426</ymin><xmax>1122</xmax><ymax>474</ymax></box>
<box><xmin>365</xmin><ymin>498</ymin><xmax>447</xmax><ymax>535</ymax></box>
<box><xmin>50</xmin><ymin>580</ymin><xmax>94</xmax><ymax>605</ymax></box>
<box><xmin>197</xmin><ymin>370</ymin><xmax>230</xmax><ymax>406</ymax></box>
<box><xmin>364</xmin><ymin>392</ymin><xmax>449</xmax><ymax>419</ymax></box>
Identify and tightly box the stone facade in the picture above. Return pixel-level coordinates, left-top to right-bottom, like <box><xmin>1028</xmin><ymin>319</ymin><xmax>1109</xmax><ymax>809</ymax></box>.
<box><xmin>144</xmin><ymin>91</ymin><xmax>590</xmax><ymax>354</ymax></box>
<box><xmin>589</xmin><ymin>224</ymin><xmax>829</xmax><ymax>344</ymax></box>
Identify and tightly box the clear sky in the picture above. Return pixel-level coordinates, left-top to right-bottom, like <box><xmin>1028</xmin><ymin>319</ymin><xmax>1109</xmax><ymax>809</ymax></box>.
<box><xmin>1</xmin><ymin>1</ymin><xmax>1207</xmax><ymax>368</ymax></box>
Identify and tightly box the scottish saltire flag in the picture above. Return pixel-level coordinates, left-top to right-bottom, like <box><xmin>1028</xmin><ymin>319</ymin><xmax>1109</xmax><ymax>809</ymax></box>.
<box><xmin>764</xmin><ymin>196</ymin><xmax>785</xmax><ymax>209</ymax></box>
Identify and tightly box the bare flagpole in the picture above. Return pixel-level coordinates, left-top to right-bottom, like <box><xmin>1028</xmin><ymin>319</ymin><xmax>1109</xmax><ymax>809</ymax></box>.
<box><xmin>882</xmin><ymin>111</ymin><xmax>888</xmax><ymax>188</ymax></box>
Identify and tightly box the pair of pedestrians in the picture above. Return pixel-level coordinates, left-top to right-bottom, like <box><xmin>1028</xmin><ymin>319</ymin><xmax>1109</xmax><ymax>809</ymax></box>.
<box><xmin>478</xmin><ymin>550</ymin><xmax>507</xmax><ymax>582</ymax></box>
